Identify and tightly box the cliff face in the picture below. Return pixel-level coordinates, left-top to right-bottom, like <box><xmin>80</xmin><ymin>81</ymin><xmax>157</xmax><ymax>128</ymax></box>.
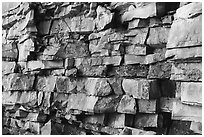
<box><xmin>2</xmin><ymin>2</ymin><xmax>202</xmax><ymax>135</ymax></box>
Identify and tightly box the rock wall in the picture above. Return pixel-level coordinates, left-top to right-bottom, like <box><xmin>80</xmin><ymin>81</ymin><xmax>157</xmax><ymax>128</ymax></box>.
<box><xmin>2</xmin><ymin>2</ymin><xmax>202</xmax><ymax>135</ymax></box>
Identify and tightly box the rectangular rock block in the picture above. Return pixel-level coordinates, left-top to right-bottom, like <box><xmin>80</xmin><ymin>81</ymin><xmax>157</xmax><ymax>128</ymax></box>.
<box><xmin>84</xmin><ymin>78</ymin><xmax>112</xmax><ymax>96</ymax></box>
<box><xmin>2</xmin><ymin>91</ymin><xmax>37</xmax><ymax>106</ymax></box>
<box><xmin>66</xmin><ymin>93</ymin><xmax>98</xmax><ymax>112</ymax></box>
<box><xmin>35</xmin><ymin>76</ymin><xmax>56</xmax><ymax>92</ymax></box>
<box><xmin>180</xmin><ymin>82</ymin><xmax>202</xmax><ymax>106</ymax></box>
<box><xmin>2</xmin><ymin>42</ymin><xmax>18</xmax><ymax>61</ymax></box>
<box><xmin>137</xmin><ymin>99</ymin><xmax>157</xmax><ymax>113</ymax></box>
<box><xmin>167</xmin><ymin>15</ymin><xmax>201</xmax><ymax>49</ymax></box>
<box><xmin>170</xmin><ymin>62</ymin><xmax>202</xmax><ymax>81</ymax></box>
<box><xmin>2</xmin><ymin>61</ymin><xmax>16</xmax><ymax>75</ymax></box>
<box><xmin>165</xmin><ymin>46</ymin><xmax>202</xmax><ymax>60</ymax></box>
<box><xmin>124</xmin><ymin>55</ymin><xmax>146</xmax><ymax>65</ymax></box>
<box><xmin>146</xmin><ymin>27</ymin><xmax>170</xmax><ymax>48</ymax></box>
<box><xmin>125</xmin><ymin>28</ymin><xmax>148</xmax><ymax>45</ymax></box>
<box><xmin>106</xmin><ymin>113</ymin><xmax>134</xmax><ymax>128</ymax></box>
<box><xmin>172</xmin><ymin>99</ymin><xmax>202</xmax><ymax>122</ymax></box>
<box><xmin>108</xmin><ymin>65</ymin><xmax>149</xmax><ymax>78</ymax></box>
<box><xmin>3</xmin><ymin>73</ymin><xmax>35</xmax><ymax>91</ymax></box>
<box><xmin>77</xmin><ymin>65</ymin><xmax>107</xmax><ymax>77</ymax></box>
<box><xmin>148</xmin><ymin>61</ymin><xmax>172</xmax><ymax>79</ymax></box>
<box><xmin>42</xmin><ymin>60</ymin><xmax>64</xmax><ymax>69</ymax></box>
<box><xmin>122</xmin><ymin>79</ymin><xmax>160</xmax><ymax>99</ymax></box>
<box><xmin>133</xmin><ymin>113</ymin><xmax>162</xmax><ymax>128</ymax></box>
<box><xmin>125</xmin><ymin>45</ymin><xmax>147</xmax><ymax>55</ymax></box>
<box><xmin>103</xmin><ymin>56</ymin><xmax>122</xmax><ymax>66</ymax></box>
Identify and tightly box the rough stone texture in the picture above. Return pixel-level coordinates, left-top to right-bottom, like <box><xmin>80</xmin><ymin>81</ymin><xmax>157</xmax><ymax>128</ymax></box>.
<box><xmin>137</xmin><ymin>99</ymin><xmax>157</xmax><ymax>113</ymax></box>
<box><xmin>2</xmin><ymin>2</ymin><xmax>202</xmax><ymax>135</ymax></box>
<box><xmin>56</xmin><ymin>76</ymin><xmax>77</xmax><ymax>93</ymax></box>
<box><xmin>168</xmin><ymin>120</ymin><xmax>195</xmax><ymax>135</ymax></box>
<box><xmin>94</xmin><ymin>95</ymin><xmax>121</xmax><ymax>113</ymax></box>
<box><xmin>133</xmin><ymin>113</ymin><xmax>161</xmax><ymax>128</ymax></box>
<box><xmin>85</xmin><ymin>78</ymin><xmax>112</xmax><ymax>96</ymax></box>
<box><xmin>107</xmin><ymin>78</ymin><xmax>123</xmax><ymax>95</ymax></box>
<box><xmin>146</xmin><ymin>27</ymin><xmax>170</xmax><ymax>48</ymax></box>
<box><xmin>125</xmin><ymin>45</ymin><xmax>147</xmax><ymax>55</ymax></box>
<box><xmin>108</xmin><ymin>65</ymin><xmax>149</xmax><ymax>77</ymax></box>
<box><xmin>117</xmin><ymin>95</ymin><xmax>137</xmax><ymax>114</ymax></box>
<box><xmin>35</xmin><ymin>76</ymin><xmax>57</xmax><ymax>92</ymax></box>
<box><xmin>3</xmin><ymin>73</ymin><xmax>35</xmax><ymax>91</ymax></box>
<box><xmin>122</xmin><ymin>79</ymin><xmax>160</xmax><ymax>99</ymax></box>
<box><xmin>148</xmin><ymin>61</ymin><xmax>172</xmax><ymax>79</ymax></box>
<box><xmin>55</xmin><ymin>41</ymin><xmax>90</xmax><ymax>59</ymax></box>
<box><xmin>170</xmin><ymin>62</ymin><xmax>202</xmax><ymax>81</ymax></box>
<box><xmin>2</xmin><ymin>61</ymin><xmax>16</xmax><ymax>75</ymax></box>
<box><xmin>95</xmin><ymin>5</ymin><xmax>113</xmax><ymax>30</ymax></box>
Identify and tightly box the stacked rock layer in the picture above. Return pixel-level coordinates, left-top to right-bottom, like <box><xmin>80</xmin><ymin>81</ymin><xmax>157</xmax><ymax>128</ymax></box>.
<box><xmin>2</xmin><ymin>2</ymin><xmax>202</xmax><ymax>135</ymax></box>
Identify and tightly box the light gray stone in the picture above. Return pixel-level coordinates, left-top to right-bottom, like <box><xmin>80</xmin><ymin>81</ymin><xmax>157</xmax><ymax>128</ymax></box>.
<box><xmin>124</xmin><ymin>55</ymin><xmax>146</xmax><ymax>65</ymax></box>
<box><xmin>167</xmin><ymin>15</ymin><xmax>201</xmax><ymax>49</ymax></box>
<box><xmin>121</xmin><ymin>2</ymin><xmax>165</xmax><ymax>22</ymax></box>
<box><xmin>122</xmin><ymin>79</ymin><xmax>160</xmax><ymax>99</ymax></box>
<box><xmin>172</xmin><ymin>99</ymin><xmax>202</xmax><ymax>122</ymax></box>
<box><xmin>2</xmin><ymin>61</ymin><xmax>16</xmax><ymax>75</ymax></box>
<box><xmin>85</xmin><ymin>78</ymin><xmax>112</xmax><ymax>96</ymax></box>
<box><xmin>95</xmin><ymin>5</ymin><xmax>113</xmax><ymax>30</ymax></box>
<box><xmin>117</xmin><ymin>95</ymin><xmax>137</xmax><ymax>114</ymax></box>
<box><xmin>175</xmin><ymin>2</ymin><xmax>201</xmax><ymax>19</ymax></box>
<box><xmin>180</xmin><ymin>82</ymin><xmax>202</xmax><ymax>106</ymax></box>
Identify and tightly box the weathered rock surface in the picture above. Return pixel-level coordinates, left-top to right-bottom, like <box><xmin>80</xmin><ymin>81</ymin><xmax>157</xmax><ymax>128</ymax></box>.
<box><xmin>137</xmin><ymin>99</ymin><xmax>157</xmax><ymax>113</ymax></box>
<box><xmin>94</xmin><ymin>95</ymin><xmax>121</xmax><ymax>113</ymax></box>
<box><xmin>117</xmin><ymin>95</ymin><xmax>137</xmax><ymax>114</ymax></box>
<box><xmin>122</xmin><ymin>79</ymin><xmax>160</xmax><ymax>99</ymax></box>
<box><xmin>3</xmin><ymin>73</ymin><xmax>35</xmax><ymax>91</ymax></box>
<box><xmin>170</xmin><ymin>62</ymin><xmax>202</xmax><ymax>81</ymax></box>
<box><xmin>167</xmin><ymin>16</ymin><xmax>201</xmax><ymax>49</ymax></box>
